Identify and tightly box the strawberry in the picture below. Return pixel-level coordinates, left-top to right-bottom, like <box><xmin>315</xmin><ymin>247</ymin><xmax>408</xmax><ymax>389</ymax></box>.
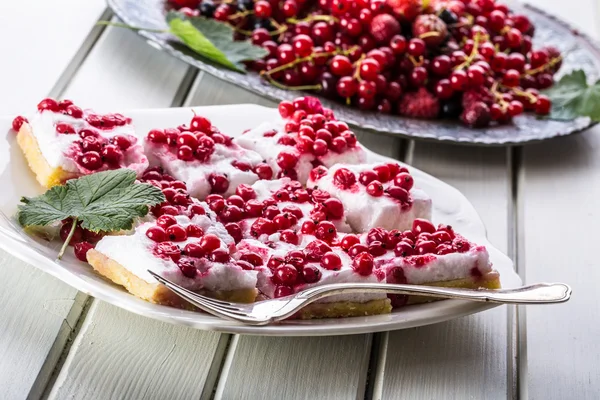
<box><xmin>370</xmin><ymin>14</ymin><xmax>401</xmax><ymax>43</ymax></box>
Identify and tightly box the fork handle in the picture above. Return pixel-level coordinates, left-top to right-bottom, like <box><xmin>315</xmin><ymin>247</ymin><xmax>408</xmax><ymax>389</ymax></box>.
<box><xmin>295</xmin><ymin>282</ymin><xmax>571</xmax><ymax>305</ymax></box>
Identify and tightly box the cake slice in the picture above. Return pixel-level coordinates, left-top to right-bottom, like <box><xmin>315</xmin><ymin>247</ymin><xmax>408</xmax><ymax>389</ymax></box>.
<box><xmin>143</xmin><ymin>113</ymin><xmax>266</xmax><ymax>200</ymax></box>
<box><xmin>235</xmin><ymin>235</ymin><xmax>391</xmax><ymax>319</ymax></box>
<box><xmin>307</xmin><ymin>163</ymin><xmax>432</xmax><ymax>232</ymax></box>
<box><xmin>14</xmin><ymin>98</ymin><xmax>149</xmax><ymax>188</ymax></box>
<box><xmin>234</xmin><ymin>96</ymin><xmax>367</xmax><ymax>184</ymax></box>
<box><xmin>88</xmin><ymin>211</ymin><xmax>259</xmax><ymax>307</ymax></box>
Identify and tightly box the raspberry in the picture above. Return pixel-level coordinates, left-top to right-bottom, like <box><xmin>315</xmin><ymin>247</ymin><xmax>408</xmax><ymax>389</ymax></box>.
<box><xmin>398</xmin><ymin>88</ymin><xmax>440</xmax><ymax>119</ymax></box>
<box><xmin>461</xmin><ymin>102</ymin><xmax>492</xmax><ymax>128</ymax></box>
<box><xmin>412</xmin><ymin>14</ymin><xmax>448</xmax><ymax>48</ymax></box>
<box><xmin>386</xmin><ymin>0</ymin><xmax>421</xmax><ymax>21</ymax></box>
<box><xmin>369</xmin><ymin>14</ymin><xmax>401</xmax><ymax>43</ymax></box>
<box><xmin>462</xmin><ymin>88</ymin><xmax>494</xmax><ymax>109</ymax></box>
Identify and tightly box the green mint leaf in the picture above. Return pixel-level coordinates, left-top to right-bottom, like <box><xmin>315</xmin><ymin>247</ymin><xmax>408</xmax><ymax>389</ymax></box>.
<box><xmin>543</xmin><ymin>70</ymin><xmax>600</xmax><ymax>121</ymax></box>
<box><xmin>18</xmin><ymin>169</ymin><xmax>165</xmax><ymax>233</ymax></box>
<box><xmin>167</xmin><ymin>12</ymin><xmax>268</xmax><ymax>72</ymax></box>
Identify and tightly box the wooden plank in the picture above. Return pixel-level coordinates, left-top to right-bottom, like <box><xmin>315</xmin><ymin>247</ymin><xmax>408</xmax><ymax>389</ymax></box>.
<box><xmin>0</xmin><ymin>2</ymin><xmax>109</xmax><ymax>398</ymax></box>
<box><xmin>47</xmin><ymin>302</ymin><xmax>225</xmax><ymax>400</ymax></box>
<box><xmin>216</xmin><ymin>334</ymin><xmax>372</xmax><ymax>400</ymax></box>
<box><xmin>378</xmin><ymin>144</ymin><xmax>510</xmax><ymax>399</ymax></box>
<box><xmin>521</xmin><ymin>127</ymin><xmax>600</xmax><ymax>399</ymax></box>
<box><xmin>0</xmin><ymin>0</ymin><xmax>107</xmax><ymax>114</ymax></box>
<box><xmin>46</xmin><ymin>26</ymin><xmax>231</xmax><ymax>398</ymax></box>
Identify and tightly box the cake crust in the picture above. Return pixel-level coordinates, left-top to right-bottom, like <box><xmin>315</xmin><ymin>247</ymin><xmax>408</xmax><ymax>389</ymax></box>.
<box><xmin>17</xmin><ymin>123</ymin><xmax>78</xmax><ymax>188</ymax></box>
<box><xmin>87</xmin><ymin>249</ymin><xmax>258</xmax><ymax>308</ymax></box>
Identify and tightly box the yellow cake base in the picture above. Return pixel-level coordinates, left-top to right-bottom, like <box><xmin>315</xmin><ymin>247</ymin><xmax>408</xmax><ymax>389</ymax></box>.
<box><xmin>17</xmin><ymin>122</ymin><xmax>78</xmax><ymax>188</ymax></box>
<box><xmin>87</xmin><ymin>249</ymin><xmax>258</xmax><ymax>309</ymax></box>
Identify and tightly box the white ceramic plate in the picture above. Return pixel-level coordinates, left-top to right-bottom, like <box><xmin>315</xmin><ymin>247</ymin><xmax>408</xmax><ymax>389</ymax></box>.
<box><xmin>0</xmin><ymin>105</ymin><xmax>521</xmax><ymax>336</ymax></box>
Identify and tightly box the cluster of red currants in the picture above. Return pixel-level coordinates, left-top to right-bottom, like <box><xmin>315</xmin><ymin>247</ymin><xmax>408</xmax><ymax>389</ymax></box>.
<box><xmin>169</xmin><ymin>0</ymin><xmax>560</xmax><ymax>127</ymax></box>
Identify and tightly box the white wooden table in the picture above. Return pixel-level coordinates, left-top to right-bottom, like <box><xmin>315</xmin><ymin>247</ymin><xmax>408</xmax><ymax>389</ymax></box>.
<box><xmin>1</xmin><ymin>1</ymin><xmax>599</xmax><ymax>398</ymax></box>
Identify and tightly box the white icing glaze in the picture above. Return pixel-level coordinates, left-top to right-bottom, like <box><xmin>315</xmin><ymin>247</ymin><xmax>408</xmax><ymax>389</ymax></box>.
<box><xmin>95</xmin><ymin>213</ymin><xmax>257</xmax><ymax>291</ymax></box>
<box><xmin>27</xmin><ymin>110</ymin><xmax>148</xmax><ymax>175</ymax></box>
<box><xmin>145</xmin><ymin>140</ymin><xmax>263</xmax><ymax>199</ymax></box>
<box><xmin>237</xmin><ymin>238</ymin><xmax>385</xmax><ymax>303</ymax></box>
<box><xmin>377</xmin><ymin>245</ymin><xmax>492</xmax><ymax>284</ymax></box>
<box><xmin>307</xmin><ymin>163</ymin><xmax>432</xmax><ymax>232</ymax></box>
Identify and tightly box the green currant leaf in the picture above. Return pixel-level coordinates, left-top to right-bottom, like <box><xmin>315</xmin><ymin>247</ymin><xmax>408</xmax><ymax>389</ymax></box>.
<box><xmin>166</xmin><ymin>12</ymin><xmax>268</xmax><ymax>73</ymax></box>
<box><xmin>18</xmin><ymin>169</ymin><xmax>165</xmax><ymax>233</ymax></box>
<box><xmin>543</xmin><ymin>69</ymin><xmax>600</xmax><ymax>121</ymax></box>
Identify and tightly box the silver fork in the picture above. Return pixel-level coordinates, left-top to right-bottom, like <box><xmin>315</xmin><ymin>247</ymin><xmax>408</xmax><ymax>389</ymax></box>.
<box><xmin>148</xmin><ymin>270</ymin><xmax>571</xmax><ymax>325</ymax></box>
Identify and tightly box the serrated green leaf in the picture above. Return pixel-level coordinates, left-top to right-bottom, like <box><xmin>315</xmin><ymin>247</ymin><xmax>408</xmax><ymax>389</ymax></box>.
<box><xmin>18</xmin><ymin>169</ymin><xmax>165</xmax><ymax>233</ymax></box>
<box><xmin>543</xmin><ymin>69</ymin><xmax>600</xmax><ymax>121</ymax></box>
<box><xmin>166</xmin><ymin>12</ymin><xmax>268</xmax><ymax>72</ymax></box>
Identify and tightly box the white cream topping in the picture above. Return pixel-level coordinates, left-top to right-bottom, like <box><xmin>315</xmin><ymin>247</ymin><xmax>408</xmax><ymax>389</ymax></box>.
<box><xmin>145</xmin><ymin>140</ymin><xmax>263</xmax><ymax>200</ymax></box>
<box><xmin>307</xmin><ymin>163</ymin><xmax>432</xmax><ymax>232</ymax></box>
<box><xmin>27</xmin><ymin>110</ymin><xmax>147</xmax><ymax>174</ymax></box>
<box><xmin>95</xmin><ymin>213</ymin><xmax>257</xmax><ymax>291</ymax></box>
<box><xmin>378</xmin><ymin>245</ymin><xmax>492</xmax><ymax>284</ymax></box>
<box><xmin>237</xmin><ymin>238</ymin><xmax>385</xmax><ymax>303</ymax></box>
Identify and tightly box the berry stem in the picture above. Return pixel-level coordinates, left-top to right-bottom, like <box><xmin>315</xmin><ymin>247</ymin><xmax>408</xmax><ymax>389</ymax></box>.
<box><xmin>228</xmin><ymin>10</ymin><xmax>254</xmax><ymax>21</ymax></box>
<box><xmin>523</xmin><ymin>55</ymin><xmax>563</xmax><ymax>76</ymax></box>
<box><xmin>454</xmin><ymin>32</ymin><xmax>483</xmax><ymax>71</ymax></box>
<box><xmin>286</xmin><ymin>15</ymin><xmax>339</xmax><ymax>24</ymax></box>
<box><xmin>508</xmin><ymin>86</ymin><xmax>538</xmax><ymax>104</ymax></box>
<box><xmin>57</xmin><ymin>217</ymin><xmax>78</xmax><ymax>260</ymax></box>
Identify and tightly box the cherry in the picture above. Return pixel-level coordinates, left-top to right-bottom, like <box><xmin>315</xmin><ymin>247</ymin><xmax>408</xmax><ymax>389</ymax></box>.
<box><xmin>333</xmin><ymin>168</ymin><xmax>356</xmax><ymax>189</ymax></box>
<box><xmin>78</xmin><ymin>152</ymin><xmax>103</xmax><ymax>170</ymax></box>
<box><xmin>301</xmin><ymin>220</ymin><xmax>316</xmax><ymax>234</ymax></box>
<box><xmin>337</xmin><ymin>77</ymin><xmax>358</xmax><ymax>97</ymax></box>
<box><xmin>198</xmin><ymin>234</ymin><xmax>220</xmax><ymax>253</ymax></box>
<box><xmin>366</xmin><ymin>180</ymin><xmax>384</xmax><ymax>197</ymax></box>
<box><xmin>157</xmin><ymin>205</ymin><xmax>179</xmax><ymax>216</ymax></box>
<box><xmin>81</xmin><ymin>137</ymin><xmax>102</xmax><ymax>153</ymax></box>
<box><xmin>407</xmin><ymin>38</ymin><xmax>426</xmax><ymax>57</ymax></box>
<box><xmin>352</xmin><ymin>252</ymin><xmax>374</xmax><ymax>276</ymax></box>
<box><xmin>393</xmin><ymin>172</ymin><xmax>414</xmax><ymax>190</ymax></box>
<box><xmin>292</xmin><ymin>34</ymin><xmax>314</xmax><ymax>57</ymax></box>
<box><xmin>467</xmin><ymin>65</ymin><xmax>485</xmax><ymax>87</ymax></box>
<box><xmin>387</xmin><ymin>186</ymin><xmax>409</xmax><ymax>202</ymax></box>
<box><xmin>359</xmin><ymin>58</ymin><xmax>381</xmax><ymax>81</ymax></box>
<box><xmin>111</xmin><ymin>135</ymin><xmax>132</xmax><ymax>150</ymax></box>
<box><xmin>209</xmin><ymin>249</ymin><xmax>230</xmax><ymax>263</ymax></box>
<box><xmin>73</xmin><ymin>241</ymin><xmax>94</xmax><ymax>262</ymax></box>
<box><xmin>507</xmin><ymin>100</ymin><xmax>524</xmax><ymax>117</ymax></box>
<box><xmin>304</xmin><ymin>240</ymin><xmax>332</xmax><ymax>262</ymax></box>
<box><xmin>186</xmin><ymin>224</ymin><xmax>204</xmax><ymax>238</ymax></box>
<box><xmin>449</xmin><ymin>70</ymin><xmax>468</xmax><ymax>91</ymax></box>
<box><xmin>347</xmin><ymin>243</ymin><xmax>367</xmax><ymax>258</ymax></box>
<box><xmin>280</xmin><ymin>229</ymin><xmax>299</xmax><ymax>245</ymax></box>
<box><xmin>278</xmin><ymin>101</ymin><xmax>295</xmax><ymax>119</ymax></box>
<box><xmin>432</xmin><ymin>231</ymin><xmax>452</xmax><ymax>243</ymax></box>
<box><xmin>146</xmin><ymin>226</ymin><xmax>167</xmax><ymax>242</ymax></box>
<box><xmin>358</xmin><ymin>170</ymin><xmax>378</xmax><ymax>186</ymax></box>
<box><xmin>505</xmin><ymin>28</ymin><xmax>523</xmax><ymax>48</ymax></box>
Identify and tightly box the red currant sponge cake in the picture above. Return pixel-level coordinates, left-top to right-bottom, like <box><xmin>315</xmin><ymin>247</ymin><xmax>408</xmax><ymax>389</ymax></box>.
<box><xmin>87</xmin><ymin>211</ymin><xmax>259</xmax><ymax>307</ymax></box>
<box><xmin>14</xmin><ymin>98</ymin><xmax>149</xmax><ymax>188</ymax></box>
<box><xmin>307</xmin><ymin>163</ymin><xmax>432</xmax><ymax>232</ymax></box>
<box><xmin>233</xmin><ymin>96</ymin><xmax>367</xmax><ymax>184</ymax></box>
<box><xmin>144</xmin><ymin>113</ymin><xmax>269</xmax><ymax>200</ymax></box>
